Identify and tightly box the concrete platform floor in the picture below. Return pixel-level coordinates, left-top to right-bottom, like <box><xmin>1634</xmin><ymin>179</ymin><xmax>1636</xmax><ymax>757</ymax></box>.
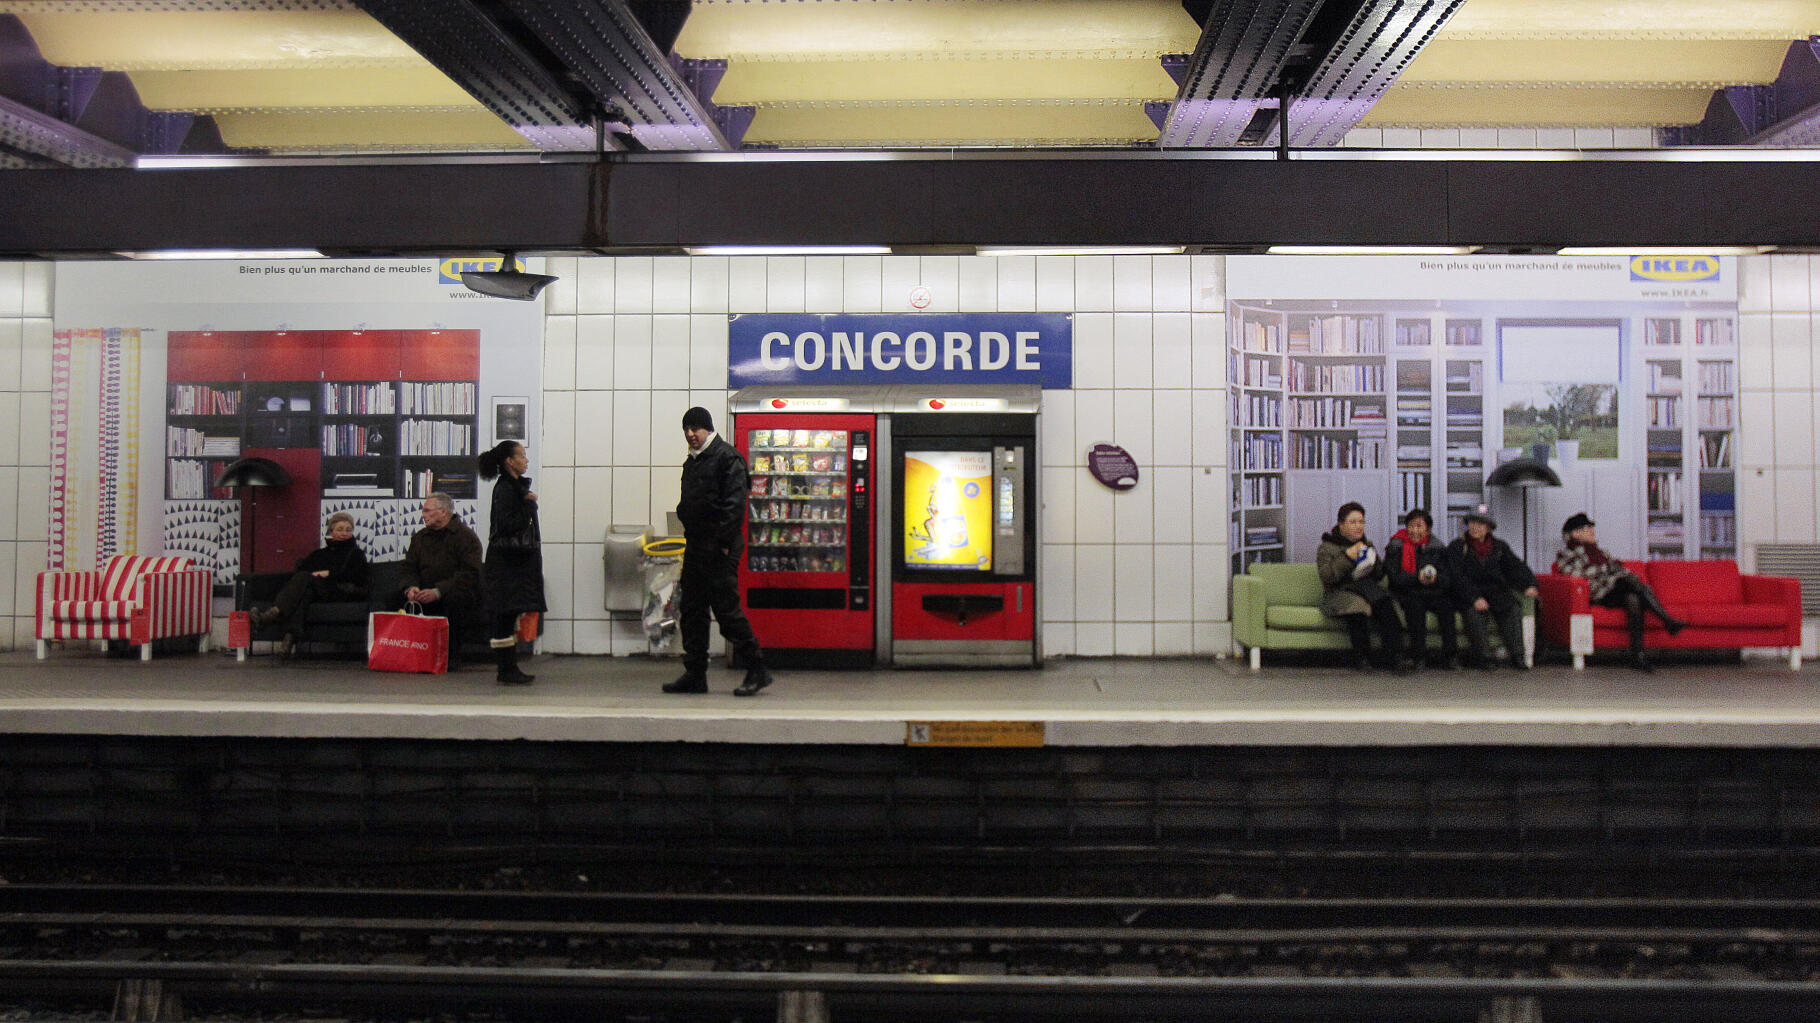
<box><xmin>0</xmin><ymin>644</ymin><xmax>1814</xmax><ymax>747</ymax></box>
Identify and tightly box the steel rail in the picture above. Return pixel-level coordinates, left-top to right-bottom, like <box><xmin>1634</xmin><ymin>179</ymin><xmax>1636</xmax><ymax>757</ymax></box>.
<box><xmin>0</xmin><ymin>961</ymin><xmax>1815</xmax><ymax>1023</ymax></box>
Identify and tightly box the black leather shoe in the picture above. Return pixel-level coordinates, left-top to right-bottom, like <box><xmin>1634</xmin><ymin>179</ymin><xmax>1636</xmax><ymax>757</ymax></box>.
<box><xmin>663</xmin><ymin>673</ymin><xmax>708</xmax><ymax>694</ymax></box>
<box><xmin>1629</xmin><ymin>654</ymin><xmax>1655</xmax><ymax>673</ymax></box>
<box><xmin>733</xmin><ymin>665</ymin><xmax>773</xmax><ymax>697</ymax></box>
<box><xmin>278</xmin><ymin>633</ymin><xmax>296</xmax><ymax>661</ymax></box>
<box><xmin>1665</xmin><ymin>618</ymin><xmax>1688</xmax><ymax>637</ymax></box>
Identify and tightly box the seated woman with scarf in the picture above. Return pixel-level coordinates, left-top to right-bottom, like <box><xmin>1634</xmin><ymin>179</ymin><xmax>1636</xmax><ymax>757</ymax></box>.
<box><xmin>1552</xmin><ymin>512</ymin><xmax>1686</xmax><ymax>673</ymax></box>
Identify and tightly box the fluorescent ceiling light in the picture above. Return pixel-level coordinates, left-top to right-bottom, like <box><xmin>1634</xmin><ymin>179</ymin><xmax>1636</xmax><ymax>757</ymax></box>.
<box><xmin>978</xmin><ymin>246</ymin><xmax>1185</xmax><ymax>257</ymax></box>
<box><xmin>116</xmin><ymin>249</ymin><xmax>325</xmax><ymax>259</ymax></box>
<box><xmin>686</xmin><ymin>245</ymin><xmax>891</xmax><ymax>256</ymax></box>
<box><xmin>1266</xmin><ymin>245</ymin><xmax>1480</xmax><ymax>255</ymax></box>
<box><xmin>1554</xmin><ymin>246</ymin><xmax>1774</xmax><ymax>256</ymax></box>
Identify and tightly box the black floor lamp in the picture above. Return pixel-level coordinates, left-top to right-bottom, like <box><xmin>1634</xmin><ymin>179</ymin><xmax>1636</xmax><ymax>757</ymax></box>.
<box><xmin>214</xmin><ymin>457</ymin><xmax>290</xmax><ymax>576</ymax></box>
<box><xmin>1485</xmin><ymin>456</ymin><xmax>1562</xmax><ymax>565</ymax></box>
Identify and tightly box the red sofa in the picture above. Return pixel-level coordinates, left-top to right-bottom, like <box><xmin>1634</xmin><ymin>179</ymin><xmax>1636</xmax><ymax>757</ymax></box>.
<box><xmin>1536</xmin><ymin>560</ymin><xmax>1802</xmax><ymax>669</ymax></box>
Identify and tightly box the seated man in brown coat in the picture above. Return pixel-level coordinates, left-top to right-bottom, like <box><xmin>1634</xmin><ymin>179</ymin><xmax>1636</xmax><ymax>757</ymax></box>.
<box><xmin>393</xmin><ymin>491</ymin><xmax>483</xmax><ymax>669</ymax></box>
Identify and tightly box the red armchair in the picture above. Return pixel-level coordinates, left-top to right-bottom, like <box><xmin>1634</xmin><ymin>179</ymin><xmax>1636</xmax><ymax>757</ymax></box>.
<box><xmin>1536</xmin><ymin>560</ymin><xmax>1801</xmax><ymax>670</ymax></box>
<box><xmin>35</xmin><ymin>555</ymin><xmax>213</xmax><ymax>662</ymax></box>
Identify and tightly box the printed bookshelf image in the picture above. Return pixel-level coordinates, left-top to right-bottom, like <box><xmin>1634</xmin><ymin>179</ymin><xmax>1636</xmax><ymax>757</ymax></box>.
<box><xmin>1694</xmin><ymin>318</ymin><xmax>1735</xmax><ymax>345</ymax></box>
<box><xmin>164</xmin><ymin>328</ymin><xmax>482</xmax><ymax>573</ymax></box>
<box><xmin>1286</xmin><ymin>314</ymin><xmax>1382</xmax><ymax>353</ymax></box>
<box><xmin>1644</xmin><ymin>317</ymin><xmax>1682</xmax><ymax>346</ymax></box>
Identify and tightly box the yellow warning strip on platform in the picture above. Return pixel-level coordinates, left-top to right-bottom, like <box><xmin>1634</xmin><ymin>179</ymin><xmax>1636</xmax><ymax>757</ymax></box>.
<box><xmin>906</xmin><ymin>721</ymin><xmax>1045</xmax><ymax>747</ymax></box>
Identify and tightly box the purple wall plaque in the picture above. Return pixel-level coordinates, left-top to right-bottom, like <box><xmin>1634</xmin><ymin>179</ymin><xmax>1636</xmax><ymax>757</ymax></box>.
<box><xmin>1087</xmin><ymin>444</ymin><xmax>1139</xmax><ymax>491</ymax></box>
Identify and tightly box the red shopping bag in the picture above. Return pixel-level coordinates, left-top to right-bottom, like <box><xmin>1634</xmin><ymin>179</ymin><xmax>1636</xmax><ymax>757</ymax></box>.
<box><xmin>367</xmin><ymin>606</ymin><xmax>450</xmax><ymax>674</ymax></box>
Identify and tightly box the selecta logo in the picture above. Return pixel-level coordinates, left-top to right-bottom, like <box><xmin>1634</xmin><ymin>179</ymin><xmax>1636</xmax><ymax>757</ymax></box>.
<box><xmin>927</xmin><ymin>399</ymin><xmax>945</xmax><ymax>409</ymax></box>
<box><xmin>438</xmin><ymin>257</ymin><xmax>506</xmax><ymax>284</ymax></box>
<box><xmin>1629</xmin><ymin>255</ymin><xmax>1720</xmax><ymax>283</ymax></box>
<box><xmin>771</xmin><ymin>398</ymin><xmax>788</xmax><ymax>408</ymax></box>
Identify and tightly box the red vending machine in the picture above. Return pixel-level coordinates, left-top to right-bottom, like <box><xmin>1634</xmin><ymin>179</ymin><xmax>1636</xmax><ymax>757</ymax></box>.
<box><xmin>729</xmin><ymin>394</ymin><xmax>876</xmax><ymax>668</ymax></box>
<box><xmin>887</xmin><ymin>390</ymin><xmax>1040</xmax><ymax>667</ymax></box>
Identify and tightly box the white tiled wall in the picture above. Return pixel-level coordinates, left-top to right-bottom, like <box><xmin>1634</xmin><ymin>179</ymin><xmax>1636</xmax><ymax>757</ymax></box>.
<box><xmin>20</xmin><ymin>252</ymin><xmax>1791</xmax><ymax>659</ymax></box>
<box><xmin>539</xmin><ymin>254</ymin><xmax>1232</xmax><ymax>657</ymax></box>
<box><xmin>1737</xmin><ymin>254</ymin><xmax>1820</xmax><ymax>567</ymax></box>
<box><xmin>0</xmin><ymin>261</ymin><xmax>53</xmax><ymax>650</ymax></box>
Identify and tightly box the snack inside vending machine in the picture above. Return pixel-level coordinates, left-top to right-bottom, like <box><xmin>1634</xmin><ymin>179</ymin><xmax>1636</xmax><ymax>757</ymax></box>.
<box><xmin>730</xmin><ymin>386</ymin><xmax>1041</xmax><ymax>668</ymax></box>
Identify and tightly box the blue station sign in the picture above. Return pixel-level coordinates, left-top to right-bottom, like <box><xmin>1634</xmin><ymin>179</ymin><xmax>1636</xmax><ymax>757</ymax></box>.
<box><xmin>728</xmin><ymin>313</ymin><xmax>1073</xmax><ymax>389</ymax></box>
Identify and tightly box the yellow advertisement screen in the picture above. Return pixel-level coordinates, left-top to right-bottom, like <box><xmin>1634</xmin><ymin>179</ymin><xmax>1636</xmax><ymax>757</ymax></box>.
<box><xmin>903</xmin><ymin>450</ymin><xmax>993</xmax><ymax>571</ymax></box>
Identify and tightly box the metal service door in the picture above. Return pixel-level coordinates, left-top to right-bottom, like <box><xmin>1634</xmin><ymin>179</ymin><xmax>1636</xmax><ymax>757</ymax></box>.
<box><xmin>734</xmin><ymin>413</ymin><xmax>875</xmax><ymax>667</ymax></box>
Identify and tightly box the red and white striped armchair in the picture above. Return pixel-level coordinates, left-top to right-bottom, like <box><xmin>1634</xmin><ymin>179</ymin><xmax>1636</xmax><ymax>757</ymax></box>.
<box><xmin>36</xmin><ymin>555</ymin><xmax>213</xmax><ymax>661</ymax></box>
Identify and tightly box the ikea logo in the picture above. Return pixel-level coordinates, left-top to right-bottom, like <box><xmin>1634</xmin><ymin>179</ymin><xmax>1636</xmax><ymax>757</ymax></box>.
<box><xmin>1629</xmin><ymin>256</ymin><xmax>1720</xmax><ymax>282</ymax></box>
<box><xmin>438</xmin><ymin>257</ymin><xmax>506</xmax><ymax>284</ymax></box>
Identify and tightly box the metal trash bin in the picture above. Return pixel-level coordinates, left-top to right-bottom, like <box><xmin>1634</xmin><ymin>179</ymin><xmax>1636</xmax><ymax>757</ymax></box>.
<box><xmin>604</xmin><ymin>524</ymin><xmax>651</xmax><ymax>612</ymax></box>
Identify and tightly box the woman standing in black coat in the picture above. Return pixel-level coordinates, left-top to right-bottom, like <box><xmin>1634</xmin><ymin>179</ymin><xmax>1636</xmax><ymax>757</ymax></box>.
<box><xmin>478</xmin><ymin>440</ymin><xmax>544</xmax><ymax>685</ymax></box>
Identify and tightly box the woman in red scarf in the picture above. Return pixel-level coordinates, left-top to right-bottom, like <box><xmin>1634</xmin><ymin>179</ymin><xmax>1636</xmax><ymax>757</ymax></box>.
<box><xmin>1384</xmin><ymin>508</ymin><xmax>1459</xmax><ymax>670</ymax></box>
<box><xmin>1553</xmin><ymin>512</ymin><xmax>1686</xmax><ymax>672</ymax></box>
<box><xmin>1445</xmin><ymin>505</ymin><xmax>1539</xmax><ymax>670</ymax></box>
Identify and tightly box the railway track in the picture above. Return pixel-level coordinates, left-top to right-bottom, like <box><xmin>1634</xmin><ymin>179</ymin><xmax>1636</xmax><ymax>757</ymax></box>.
<box><xmin>4</xmin><ymin>886</ymin><xmax>1820</xmax><ymax>1021</ymax></box>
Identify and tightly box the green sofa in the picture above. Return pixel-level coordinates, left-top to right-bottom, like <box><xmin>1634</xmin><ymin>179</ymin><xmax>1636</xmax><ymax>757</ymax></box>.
<box><xmin>1232</xmin><ymin>562</ymin><xmax>1535</xmax><ymax>670</ymax></box>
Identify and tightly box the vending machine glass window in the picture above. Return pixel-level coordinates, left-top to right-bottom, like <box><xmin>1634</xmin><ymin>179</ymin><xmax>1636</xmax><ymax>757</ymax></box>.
<box><xmin>746</xmin><ymin>427</ymin><xmax>850</xmax><ymax>573</ymax></box>
<box><xmin>901</xmin><ymin>449</ymin><xmax>994</xmax><ymax>572</ymax></box>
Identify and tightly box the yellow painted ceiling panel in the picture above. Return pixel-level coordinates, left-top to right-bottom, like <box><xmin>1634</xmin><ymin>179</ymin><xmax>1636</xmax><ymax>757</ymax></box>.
<box><xmin>716</xmin><ymin>58</ymin><xmax>1177</xmax><ymax>103</ymax></box>
<box><xmin>742</xmin><ymin>103</ymin><xmax>1163</xmax><ymax>147</ymax></box>
<box><xmin>130</xmin><ymin>68</ymin><xmax>481</xmax><ymax>111</ymax></box>
<box><xmin>1439</xmin><ymin>0</ymin><xmax>1820</xmax><ymax>39</ymax></box>
<box><xmin>677</xmin><ymin>0</ymin><xmax>1201</xmax><ymax>59</ymax></box>
<box><xmin>213</xmin><ymin>109</ymin><xmax>533</xmax><ymax>150</ymax></box>
<box><xmin>10</xmin><ymin>10</ymin><xmax>424</xmax><ymax>69</ymax></box>
<box><xmin>1400</xmin><ymin>39</ymin><xmax>1793</xmax><ymax>84</ymax></box>
<box><xmin>1363</xmin><ymin>85</ymin><xmax>1719</xmax><ymax>127</ymax></box>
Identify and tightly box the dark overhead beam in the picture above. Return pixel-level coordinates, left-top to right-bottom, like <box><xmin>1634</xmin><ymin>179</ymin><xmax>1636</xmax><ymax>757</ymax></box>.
<box><xmin>1157</xmin><ymin>0</ymin><xmax>1327</xmax><ymax>148</ymax></box>
<box><xmin>354</xmin><ymin>0</ymin><xmax>606</xmax><ymax>151</ymax></box>
<box><xmin>499</xmin><ymin>0</ymin><xmax>732</xmax><ymax>151</ymax></box>
<box><xmin>0</xmin><ymin>161</ymin><xmax>603</xmax><ymax>255</ymax></box>
<box><xmin>6</xmin><ymin>157</ymin><xmax>1820</xmax><ymax>256</ymax></box>
<box><xmin>1286</xmin><ymin>0</ymin><xmax>1467</xmax><ymax>147</ymax></box>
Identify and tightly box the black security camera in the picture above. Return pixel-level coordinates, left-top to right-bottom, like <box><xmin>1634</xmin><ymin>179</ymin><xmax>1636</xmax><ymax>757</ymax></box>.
<box><xmin>459</xmin><ymin>251</ymin><xmax>557</xmax><ymax>301</ymax></box>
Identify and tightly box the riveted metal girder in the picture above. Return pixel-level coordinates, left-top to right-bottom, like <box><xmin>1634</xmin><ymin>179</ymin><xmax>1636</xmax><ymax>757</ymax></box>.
<box><xmin>1670</xmin><ymin>39</ymin><xmax>1820</xmax><ymax>148</ymax></box>
<box><xmin>499</xmin><ymin>0</ymin><xmax>732</xmax><ymax>152</ymax></box>
<box><xmin>1157</xmin><ymin>0</ymin><xmax>1326</xmax><ymax>149</ymax></box>
<box><xmin>1286</xmin><ymin>0</ymin><xmax>1466</xmax><ymax>147</ymax></box>
<box><xmin>0</xmin><ymin>14</ymin><xmax>222</xmax><ymax>166</ymax></box>
<box><xmin>354</xmin><ymin>0</ymin><xmax>605</xmax><ymax>152</ymax></box>
<box><xmin>0</xmin><ymin>88</ymin><xmax>138</xmax><ymax>168</ymax></box>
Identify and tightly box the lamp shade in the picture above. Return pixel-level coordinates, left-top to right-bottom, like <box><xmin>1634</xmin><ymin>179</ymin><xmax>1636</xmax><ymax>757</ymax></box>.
<box><xmin>1485</xmin><ymin>457</ymin><xmax>1561</xmax><ymax>488</ymax></box>
<box><xmin>213</xmin><ymin>456</ymin><xmax>291</xmax><ymax>489</ymax></box>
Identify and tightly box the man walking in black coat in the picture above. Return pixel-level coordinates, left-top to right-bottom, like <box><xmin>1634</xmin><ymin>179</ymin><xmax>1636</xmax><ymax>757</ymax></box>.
<box><xmin>663</xmin><ymin>406</ymin><xmax>773</xmax><ymax>697</ymax></box>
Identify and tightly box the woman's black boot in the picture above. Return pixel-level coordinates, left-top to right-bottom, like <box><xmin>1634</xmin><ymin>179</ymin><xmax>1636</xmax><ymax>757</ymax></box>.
<box><xmin>495</xmin><ymin>645</ymin><xmax>534</xmax><ymax>685</ymax></box>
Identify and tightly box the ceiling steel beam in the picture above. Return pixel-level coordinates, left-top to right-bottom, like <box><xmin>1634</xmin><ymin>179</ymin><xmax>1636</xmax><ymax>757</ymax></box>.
<box><xmin>1669</xmin><ymin>39</ymin><xmax>1820</xmax><ymax>147</ymax></box>
<box><xmin>0</xmin><ymin>92</ymin><xmax>138</xmax><ymax>168</ymax></box>
<box><xmin>353</xmin><ymin>0</ymin><xmax>606</xmax><ymax>152</ymax></box>
<box><xmin>6</xmin><ymin>157</ymin><xmax>1820</xmax><ymax>256</ymax></box>
<box><xmin>1157</xmin><ymin>0</ymin><xmax>1327</xmax><ymax>149</ymax></box>
<box><xmin>1285</xmin><ymin>0</ymin><xmax>1467</xmax><ymax>147</ymax></box>
<box><xmin>0</xmin><ymin>14</ymin><xmax>227</xmax><ymax>166</ymax></box>
<box><xmin>498</xmin><ymin>0</ymin><xmax>732</xmax><ymax>151</ymax></box>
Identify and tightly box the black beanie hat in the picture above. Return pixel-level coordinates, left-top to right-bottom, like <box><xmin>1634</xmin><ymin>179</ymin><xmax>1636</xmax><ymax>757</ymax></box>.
<box><xmin>682</xmin><ymin>406</ymin><xmax>714</xmax><ymax>432</ymax></box>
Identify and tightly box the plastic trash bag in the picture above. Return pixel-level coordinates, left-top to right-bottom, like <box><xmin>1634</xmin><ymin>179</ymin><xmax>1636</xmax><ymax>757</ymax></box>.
<box><xmin>641</xmin><ymin>554</ymin><xmax>683</xmax><ymax>653</ymax></box>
